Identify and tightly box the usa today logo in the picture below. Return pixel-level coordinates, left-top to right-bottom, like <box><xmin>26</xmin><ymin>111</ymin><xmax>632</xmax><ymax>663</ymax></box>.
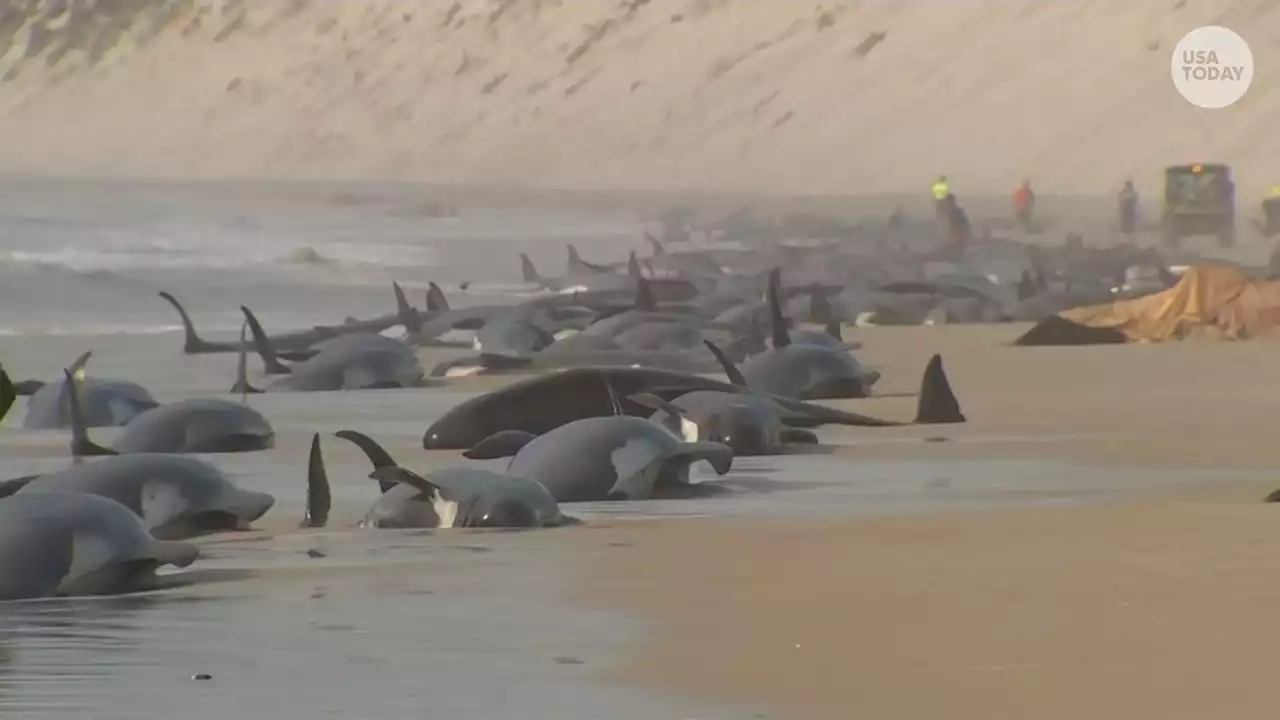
<box><xmin>1172</xmin><ymin>26</ymin><xmax>1253</xmax><ymax>109</ymax></box>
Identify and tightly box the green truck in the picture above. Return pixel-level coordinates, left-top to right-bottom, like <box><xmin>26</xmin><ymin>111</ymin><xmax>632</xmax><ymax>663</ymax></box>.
<box><xmin>1161</xmin><ymin>163</ymin><xmax>1235</xmax><ymax>248</ymax></box>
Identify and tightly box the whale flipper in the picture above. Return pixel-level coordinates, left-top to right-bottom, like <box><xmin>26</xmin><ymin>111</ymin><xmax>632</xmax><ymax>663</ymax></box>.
<box><xmin>335</xmin><ymin>430</ymin><xmax>400</xmax><ymax>493</ymax></box>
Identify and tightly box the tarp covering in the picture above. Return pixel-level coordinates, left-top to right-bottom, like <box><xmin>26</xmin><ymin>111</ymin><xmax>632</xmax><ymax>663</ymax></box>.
<box><xmin>1015</xmin><ymin>265</ymin><xmax>1280</xmax><ymax>345</ymax></box>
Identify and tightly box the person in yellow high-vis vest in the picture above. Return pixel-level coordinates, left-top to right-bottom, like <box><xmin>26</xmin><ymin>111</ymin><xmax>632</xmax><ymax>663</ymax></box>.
<box><xmin>932</xmin><ymin>175</ymin><xmax>950</xmax><ymax>201</ymax></box>
<box><xmin>932</xmin><ymin>175</ymin><xmax>950</xmax><ymax>225</ymax></box>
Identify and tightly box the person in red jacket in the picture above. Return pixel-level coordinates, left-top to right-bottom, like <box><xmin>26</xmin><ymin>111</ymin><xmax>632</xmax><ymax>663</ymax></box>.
<box><xmin>1013</xmin><ymin>179</ymin><xmax>1036</xmax><ymax>229</ymax></box>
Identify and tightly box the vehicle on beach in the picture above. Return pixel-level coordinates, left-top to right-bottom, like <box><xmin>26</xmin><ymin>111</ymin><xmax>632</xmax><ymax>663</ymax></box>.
<box><xmin>1160</xmin><ymin>163</ymin><xmax>1235</xmax><ymax>248</ymax></box>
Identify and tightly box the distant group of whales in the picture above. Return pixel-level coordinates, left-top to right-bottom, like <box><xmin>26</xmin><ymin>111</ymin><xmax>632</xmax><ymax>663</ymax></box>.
<box><xmin>0</xmin><ymin>239</ymin><xmax>978</xmax><ymax>601</ymax></box>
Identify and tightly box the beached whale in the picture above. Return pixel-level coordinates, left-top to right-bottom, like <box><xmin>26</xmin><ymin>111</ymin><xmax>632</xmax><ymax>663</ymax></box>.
<box><xmin>0</xmin><ymin>491</ymin><xmax>200</xmax><ymax>600</ymax></box>
<box><xmin>299</xmin><ymin>432</ymin><xmax>573</xmax><ymax>529</ymax></box>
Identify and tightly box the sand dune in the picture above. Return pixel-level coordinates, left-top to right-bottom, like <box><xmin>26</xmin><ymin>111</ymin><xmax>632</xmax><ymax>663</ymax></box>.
<box><xmin>0</xmin><ymin>0</ymin><xmax>1276</xmax><ymax>198</ymax></box>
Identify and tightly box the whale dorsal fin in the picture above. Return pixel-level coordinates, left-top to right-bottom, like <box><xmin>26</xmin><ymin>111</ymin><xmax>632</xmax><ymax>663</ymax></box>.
<box><xmin>766</xmin><ymin>268</ymin><xmax>791</xmax><ymax>349</ymax></box>
<box><xmin>62</xmin><ymin>369</ymin><xmax>116</xmax><ymax>461</ymax></box>
<box><xmin>702</xmin><ymin>340</ymin><xmax>747</xmax><ymax>387</ymax></box>
<box><xmin>645</xmin><ymin>232</ymin><xmax>665</xmax><ymax>256</ymax></box>
<box><xmin>0</xmin><ymin>364</ymin><xmax>15</xmax><ymax>423</ymax></box>
<box><xmin>157</xmin><ymin>291</ymin><xmax>217</xmax><ymax>354</ymax></box>
<box><xmin>240</xmin><ymin>306</ymin><xmax>292</xmax><ymax>375</ymax></box>
<box><xmin>392</xmin><ymin>281</ymin><xmax>422</xmax><ymax>337</ymax></box>
<box><xmin>302</xmin><ymin>433</ymin><xmax>331</xmax><ymax>528</ymax></box>
<box><xmin>426</xmin><ymin>282</ymin><xmax>450</xmax><ymax>312</ymax></box>
<box><xmin>232</xmin><ymin>323</ymin><xmax>263</xmax><ymax>400</ymax></box>
<box><xmin>915</xmin><ymin>354</ymin><xmax>966</xmax><ymax>424</ymax></box>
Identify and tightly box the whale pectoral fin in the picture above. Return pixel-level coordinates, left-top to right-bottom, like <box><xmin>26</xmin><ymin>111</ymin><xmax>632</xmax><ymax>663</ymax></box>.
<box><xmin>667</xmin><ymin>441</ymin><xmax>734</xmax><ymax>476</ymax></box>
<box><xmin>779</xmin><ymin>428</ymin><xmax>819</xmax><ymax>445</ymax></box>
<box><xmin>0</xmin><ymin>474</ymin><xmax>38</xmax><ymax>499</ymax></box>
<box><xmin>334</xmin><ymin>430</ymin><xmax>399</xmax><ymax>492</ymax></box>
<box><xmin>1264</xmin><ymin>487</ymin><xmax>1280</xmax><ymax>503</ymax></box>
<box><xmin>463</xmin><ymin>430</ymin><xmax>537</xmax><ymax>460</ymax></box>
<box><xmin>369</xmin><ymin>466</ymin><xmax>446</xmax><ymax>502</ymax></box>
<box><xmin>606</xmin><ymin>460</ymin><xmax>664</xmax><ymax>501</ymax></box>
<box><xmin>302</xmin><ymin>434</ymin><xmax>332</xmax><ymax>528</ymax></box>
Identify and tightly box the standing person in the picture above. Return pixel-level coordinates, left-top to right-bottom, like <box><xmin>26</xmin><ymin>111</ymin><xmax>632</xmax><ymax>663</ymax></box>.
<box><xmin>1013</xmin><ymin>178</ymin><xmax>1036</xmax><ymax>229</ymax></box>
<box><xmin>1118</xmin><ymin>180</ymin><xmax>1139</xmax><ymax>236</ymax></box>
<box><xmin>932</xmin><ymin>174</ymin><xmax>951</xmax><ymax>224</ymax></box>
<box><xmin>1261</xmin><ymin>186</ymin><xmax>1280</xmax><ymax>237</ymax></box>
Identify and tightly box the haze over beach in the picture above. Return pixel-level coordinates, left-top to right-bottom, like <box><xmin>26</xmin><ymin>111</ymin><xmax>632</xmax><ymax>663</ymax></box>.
<box><xmin>2</xmin><ymin>2</ymin><xmax>1280</xmax><ymax>720</ymax></box>
<box><xmin>0</xmin><ymin>0</ymin><xmax>1277</xmax><ymax>197</ymax></box>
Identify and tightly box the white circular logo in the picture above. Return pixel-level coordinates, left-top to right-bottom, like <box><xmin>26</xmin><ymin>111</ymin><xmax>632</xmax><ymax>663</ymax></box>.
<box><xmin>1172</xmin><ymin>26</ymin><xmax>1254</xmax><ymax>109</ymax></box>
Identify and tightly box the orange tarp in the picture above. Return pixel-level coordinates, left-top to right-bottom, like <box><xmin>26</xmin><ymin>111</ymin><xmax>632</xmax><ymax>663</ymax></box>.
<box><xmin>1057</xmin><ymin>265</ymin><xmax>1280</xmax><ymax>342</ymax></box>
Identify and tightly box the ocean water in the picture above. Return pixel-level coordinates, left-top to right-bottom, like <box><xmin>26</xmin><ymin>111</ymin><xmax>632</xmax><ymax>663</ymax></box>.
<box><xmin>0</xmin><ymin>179</ymin><xmax>1247</xmax><ymax>719</ymax></box>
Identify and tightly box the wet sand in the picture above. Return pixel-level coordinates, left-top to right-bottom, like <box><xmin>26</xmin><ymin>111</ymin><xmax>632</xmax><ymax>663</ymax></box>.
<box><xmin>576</xmin><ymin>324</ymin><xmax>1280</xmax><ymax>719</ymax></box>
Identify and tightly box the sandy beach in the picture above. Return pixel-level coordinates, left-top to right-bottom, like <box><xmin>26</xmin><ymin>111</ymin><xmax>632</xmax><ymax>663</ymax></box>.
<box><xmin>1</xmin><ymin>1</ymin><xmax>1278</xmax><ymax>716</ymax></box>
<box><xmin>1</xmin><ymin>1</ymin><xmax>1279</xmax><ymax>198</ymax></box>
<box><xmin>569</xmin><ymin>325</ymin><xmax>1280</xmax><ymax>719</ymax></box>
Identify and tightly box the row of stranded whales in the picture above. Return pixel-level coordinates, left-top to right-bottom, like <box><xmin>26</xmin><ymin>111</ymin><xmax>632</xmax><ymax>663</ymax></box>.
<box><xmin>157</xmin><ymin>284</ymin><xmax>429</xmax><ymax>356</ymax></box>
<box><xmin>0</xmin><ymin>241</ymin><xmax>982</xmax><ymax>601</ymax></box>
<box><xmin>420</xmin><ymin>348</ymin><xmax>962</xmax><ymax>450</ymax></box>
